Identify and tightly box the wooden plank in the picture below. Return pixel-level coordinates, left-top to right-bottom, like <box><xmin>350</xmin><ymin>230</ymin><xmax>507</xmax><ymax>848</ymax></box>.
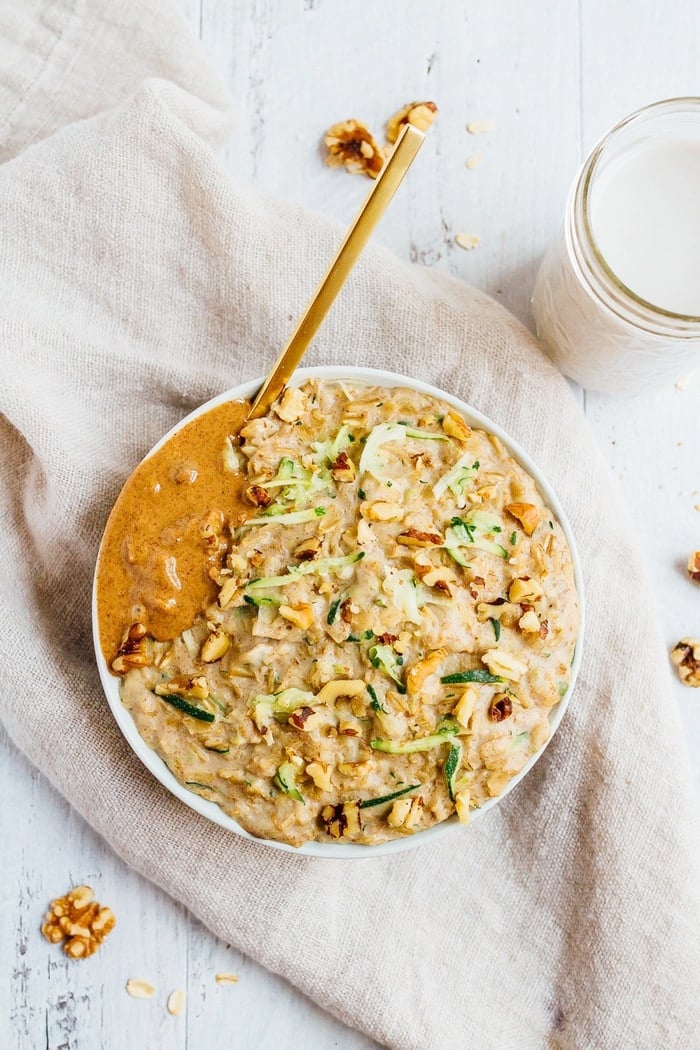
<box><xmin>185</xmin><ymin>918</ymin><xmax>378</xmax><ymax>1050</ymax></box>
<box><xmin>200</xmin><ymin>0</ymin><xmax>581</xmax><ymax>329</ymax></box>
<box><xmin>0</xmin><ymin>731</ymin><xmax>190</xmax><ymax>1050</ymax></box>
<box><xmin>4</xmin><ymin>2</ymin><xmax>699</xmax><ymax>1049</ymax></box>
<box><xmin>579</xmin><ymin>0</ymin><xmax>700</xmax><ymax>795</ymax></box>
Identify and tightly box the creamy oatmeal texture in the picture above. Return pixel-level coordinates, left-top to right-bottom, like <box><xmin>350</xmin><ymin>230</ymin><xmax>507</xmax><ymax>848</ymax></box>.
<box><xmin>99</xmin><ymin>380</ymin><xmax>579</xmax><ymax>847</ymax></box>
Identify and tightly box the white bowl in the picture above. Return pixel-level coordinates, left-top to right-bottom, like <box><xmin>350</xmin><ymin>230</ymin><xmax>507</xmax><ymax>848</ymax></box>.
<box><xmin>93</xmin><ymin>366</ymin><xmax>585</xmax><ymax>858</ymax></box>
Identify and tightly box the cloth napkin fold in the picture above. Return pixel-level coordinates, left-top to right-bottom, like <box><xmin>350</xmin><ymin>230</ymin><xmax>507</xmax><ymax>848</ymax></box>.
<box><xmin>1</xmin><ymin>3</ymin><xmax>699</xmax><ymax>1048</ymax></box>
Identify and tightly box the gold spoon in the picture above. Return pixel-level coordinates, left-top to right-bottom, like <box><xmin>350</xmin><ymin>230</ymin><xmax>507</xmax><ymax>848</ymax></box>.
<box><xmin>246</xmin><ymin>123</ymin><xmax>425</xmax><ymax>421</ymax></box>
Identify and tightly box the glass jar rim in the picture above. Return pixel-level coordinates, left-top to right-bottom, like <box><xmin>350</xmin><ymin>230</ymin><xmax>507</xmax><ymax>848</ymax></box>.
<box><xmin>578</xmin><ymin>97</ymin><xmax>700</xmax><ymax>327</ymax></box>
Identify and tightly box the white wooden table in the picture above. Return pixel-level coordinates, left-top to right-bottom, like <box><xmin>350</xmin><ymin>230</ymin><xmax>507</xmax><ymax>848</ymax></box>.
<box><xmin>4</xmin><ymin>3</ymin><xmax>699</xmax><ymax>1047</ymax></box>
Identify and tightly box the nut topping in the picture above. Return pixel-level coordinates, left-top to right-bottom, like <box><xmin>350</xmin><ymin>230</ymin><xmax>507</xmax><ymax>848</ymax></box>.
<box><xmin>200</xmin><ymin>628</ymin><xmax>231</xmax><ymax>662</ymax></box>
<box><xmin>397</xmin><ymin>528</ymin><xmax>443</xmax><ymax>548</ymax></box>
<box><xmin>482</xmin><ymin>647</ymin><xmax>528</xmax><ymax>681</ymax></box>
<box><xmin>441</xmin><ymin>410</ymin><xmax>472</xmax><ymax>442</ymax></box>
<box><xmin>112</xmin><ymin>622</ymin><xmax>149</xmax><ymax>675</ymax></box>
<box><xmin>505</xmin><ymin>502</ymin><xmax>541</xmax><ymax>536</ymax></box>
<box><xmin>289</xmin><ymin>706</ymin><xmax>325</xmax><ymax>732</ymax></box>
<box><xmin>406</xmin><ymin>648</ymin><xmax>447</xmax><ymax>694</ymax></box>
<box><xmin>320</xmin><ymin>800</ymin><xmax>362</xmax><ymax>838</ymax></box>
<box><xmin>331</xmin><ymin>450</ymin><xmax>356</xmax><ymax>482</ymax></box>
<box><xmin>279</xmin><ymin>603</ymin><xmax>314</xmax><ymax>630</ymax></box>
<box><xmin>295</xmin><ymin>536</ymin><xmax>321</xmax><ymax>561</ymax></box>
<box><xmin>508</xmin><ymin>576</ymin><xmax>544</xmax><ymax>603</ymax></box>
<box><xmin>245</xmin><ymin>484</ymin><xmax>272</xmax><ymax>508</ymax></box>
<box><xmin>488</xmin><ymin>694</ymin><xmax>513</xmax><ymax>722</ymax></box>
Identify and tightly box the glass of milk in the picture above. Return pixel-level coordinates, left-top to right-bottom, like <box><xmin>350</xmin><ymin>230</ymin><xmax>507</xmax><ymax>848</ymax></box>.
<box><xmin>531</xmin><ymin>98</ymin><xmax>700</xmax><ymax>395</ymax></box>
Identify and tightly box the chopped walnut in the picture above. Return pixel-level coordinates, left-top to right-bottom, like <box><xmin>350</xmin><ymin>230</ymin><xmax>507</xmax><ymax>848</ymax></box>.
<box><xmin>518</xmin><ymin>609</ymin><xmax>541</xmax><ymax>634</ymax></box>
<box><xmin>488</xmin><ymin>694</ymin><xmax>513</xmax><ymax>722</ymax></box>
<box><xmin>289</xmin><ymin>706</ymin><xmax>325</xmax><ymax>732</ymax></box>
<box><xmin>397</xmin><ymin>528</ymin><xmax>443</xmax><ymax>548</ymax></box>
<box><xmin>200</xmin><ymin>628</ymin><xmax>231</xmax><ymax>662</ymax></box>
<box><xmin>306</xmin><ymin>760</ymin><xmax>333</xmax><ymax>791</ymax></box>
<box><xmin>324</xmin><ymin>119</ymin><xmax>385</xmax><ymax>178</ymax></box>
<box><xmin>509</xmin><ymin>576</ymin><xmax>544</xmax><ymax>603</ymax></box>
<box><xmin>279</xmin><ymin>603</ymin><xmax>314</xmax><ymax>630</ymax></box>
<box><xmin>406</xmin><ymin>648</ymin><xmax>447</xmax><ymax>693</ymax></box>
<box><xmin>441</xmin><ymin>410</ymin><xmax>472</xmax><ymax>442</ymax></box>
<box><xmin>112</xmin><ymin>622</ymin><xmax>149</xmax><ymax>675</ymax></box>
<box><xmin>295</xmin><ymin>536</ymin><xmax>321</xmax><ymax>561</ymax></box>
<box><xmin>506</xmin><ymin>502</ymin><xmax>541</xmax><ymax>536</ymax></box>
<box><xmin>155</xmin><ymin>675</ymin><xmax>209</xmax><ymax>701</ymax></box>
<box><xmin>275</xmin><ymin>386</ymin><xmax>306</xmax><ymax>423</ymax></box>
<box><xmin>671</xmin><ymin>638</ymin><xmax>700</xmax><ymax>687</ymax></box>
<box><xmin>245</xmin><ymin>484</ymin><xmax>272</xmax><ymax>508</ymax></box>
<box><xmin>331</xmin><ymin>450</ymin><xmax>356</xmax><ymax>482</ymax></box>
<box><xmin>363</xmin><ymin>500</ymin><xmax>403</xmax><ymax>522</ymax></box>
<box><xmin>482</xmin><ymin>647</ymin><xmax>528</xmax><ymax>681</ymax></box>
<box><xmin>41</xmin><ymin>885</ymin><xmax>116</xmax><ymax>959</ymax></box>
<box><xmin>688</xmin><ymin>551</ymin><xmax>700</xmax><ymax>583</ymax></box>
<box><xmin>320</xmin><ymin>800</ymin><xmax>362</xmax><ymax>838</ymax></box>
<box><xmin>386</xmin><ymin>100</ymin><xmax>438</xmax><ymax>143</ymax></box>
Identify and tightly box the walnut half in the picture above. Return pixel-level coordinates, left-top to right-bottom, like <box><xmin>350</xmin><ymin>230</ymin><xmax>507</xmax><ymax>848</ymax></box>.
<box><xmin>324</xmin><ymin>120</ymin><xmax>385</xmax><ymax>178</ymax></box>
<box><xmin>41</xmin><ymin>885</ymin><xmax>116</xmax><ymax>959</ymax></box>
<box><xmin>386</xmin><ymin>101</ymin><xmax>438</xmax><ymax>143</ymax></box>
<box><xmin>688</xmin><ymin>551</ymin><xmax>700</xmax><ymax>583</ymax></box>
<box><xmin>671</xmin><ymin>638</ymin><xmax>700</xmax><ymax>687</ymax></box>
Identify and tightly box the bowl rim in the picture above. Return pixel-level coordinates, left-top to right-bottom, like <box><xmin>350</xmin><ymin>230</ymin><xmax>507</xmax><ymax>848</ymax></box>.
<box><xmin>92</xmin><ymin>365</ymin><xmax>586</xmax><ymax>859</ymax></box>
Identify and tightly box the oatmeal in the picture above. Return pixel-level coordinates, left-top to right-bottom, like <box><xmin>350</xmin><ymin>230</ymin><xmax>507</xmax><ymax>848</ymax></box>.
<box><xmin>98</xmin><ymin>380</ymin><xmax>580</xmax><ymax>846</ymax></box>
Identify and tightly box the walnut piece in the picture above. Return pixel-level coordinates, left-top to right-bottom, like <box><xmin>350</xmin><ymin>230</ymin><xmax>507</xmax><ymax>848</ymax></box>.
<box><xmin>488</xmin><ymin>694</ymin><xmax>513</xmax><ymax>722</ymax></box>
<box><xmin>320</xmin><ymin>800</ymin><xmax>362</xmax><ymax>838</ymax></box>
<box><xmin>112</xmin><ymin>622</ymin><xmax>149</xmax><ymax>675</ymax></box>
<box><xmin>671</xmin><ymin>638</ymin><xmax>700</xmax><ymax>687</ymax></box>
<box><xmin>506</xmin><ymin>502</ymin><xmax>542</xmax><ymax>537</ymax></box>
<box><xmin>324</xmin><ymin>119</ymin><xmax>385</xmax><ymax>178</ymax></box>
<box><xmin>41</xmin><ymin>885</ymin><xmax>116</xmax><ymax>959</ymax></box>
<box><xmin>331</xmin><ymin>450</ymin><xmax>356</xmax><ymax>482</ymax></box>
<box><xmin>245</xmin><ymin>484</ymin><xmax>272</xmax><ymax>508</ymax></box>
<box><xmin>688</xmin><ymin>551</ymin><xmax>700</xmax><ymax>583</ymax></box>
<box><xmin>397</xmin><ymin>528</ymin><xmax>443</xmax><ymax>548</ymax></box>
<box><xmin>386</xmin><ymin>101</ymin><xmax>438</xmax><ymax>143</ymax></box>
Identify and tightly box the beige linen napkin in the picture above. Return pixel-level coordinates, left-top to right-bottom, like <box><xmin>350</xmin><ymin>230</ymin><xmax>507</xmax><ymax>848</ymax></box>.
<box><xmin>1</xmin><ymin>3</ymin><xmax>699</xmax><ymax>1048</ymax></box>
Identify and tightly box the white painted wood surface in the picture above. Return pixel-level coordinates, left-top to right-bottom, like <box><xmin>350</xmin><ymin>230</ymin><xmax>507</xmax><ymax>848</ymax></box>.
<box><xmin>3</xmin><ymin>2</ymin><xmax>699</xmax><ymax>1047</ymax></box>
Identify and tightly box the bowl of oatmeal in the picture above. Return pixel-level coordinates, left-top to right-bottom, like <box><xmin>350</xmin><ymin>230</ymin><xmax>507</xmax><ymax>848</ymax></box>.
<box><xmin>93</xmin><ymin>366</ymin><xmax>584</xmax><ymax>856</ymax></box>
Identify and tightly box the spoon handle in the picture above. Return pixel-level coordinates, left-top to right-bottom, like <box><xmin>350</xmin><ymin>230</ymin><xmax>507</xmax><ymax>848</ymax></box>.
<box><xmin>246</xmin><ymin>123</ymin><xmax>425</xmax><ymax>420</ymax></box>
